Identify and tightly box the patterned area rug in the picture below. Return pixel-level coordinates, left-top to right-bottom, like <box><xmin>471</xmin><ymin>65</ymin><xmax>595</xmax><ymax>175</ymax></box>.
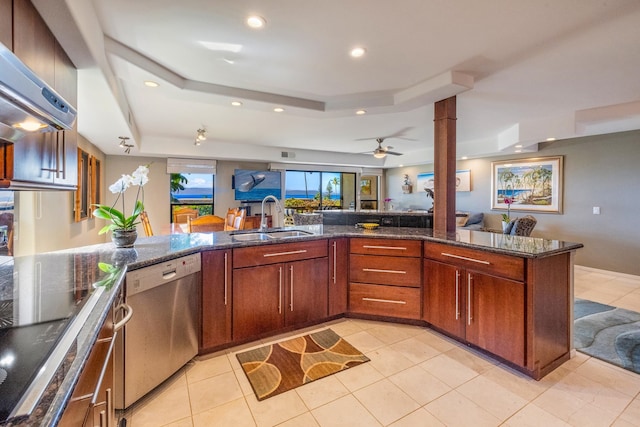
<box><xmin>236</xmin><ymin>328</ymin><xmax>369</xmax><ymax>400</ymax></box>
<box><xmin>574</xmin><ymin>298</ymin><xmax>640</xmax><ymax>375</ymax></box>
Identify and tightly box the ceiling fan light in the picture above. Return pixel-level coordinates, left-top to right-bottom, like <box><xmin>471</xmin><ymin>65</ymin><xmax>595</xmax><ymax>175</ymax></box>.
<box><xmin>373</xmin><ymin>151</ymin><xmax>386</xmax><ymax>159</ymax></box>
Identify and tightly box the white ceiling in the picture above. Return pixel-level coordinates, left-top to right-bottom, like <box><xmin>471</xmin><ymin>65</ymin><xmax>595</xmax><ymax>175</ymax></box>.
<box><xmin>34</xmin><ymin>0</ymin><xmax>640</xmax><ymax>168</ymax></box>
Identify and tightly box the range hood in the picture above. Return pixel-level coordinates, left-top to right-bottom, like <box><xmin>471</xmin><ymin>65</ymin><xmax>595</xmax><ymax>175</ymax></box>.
<box><xmin>0</xmin><ymin>42</ymin><xmax>77</xmax><ymax>144</ymax></box>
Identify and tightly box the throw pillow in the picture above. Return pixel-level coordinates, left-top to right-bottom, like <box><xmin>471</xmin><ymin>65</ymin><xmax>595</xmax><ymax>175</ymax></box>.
<box><xmin>456</xmin><ymin>215</ymin><xmax>469</xmax><ymax>227</ymax></box>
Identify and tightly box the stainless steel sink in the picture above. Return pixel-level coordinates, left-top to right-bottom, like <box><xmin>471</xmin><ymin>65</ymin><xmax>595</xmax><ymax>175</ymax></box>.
<box><xmin>267</xmin><ymin>230</ymin><xmax>313</xmax><ymax>238</ymax></box>
<box><xmin>231</xmin><ymin>232</ymin><xmax>271</xmax><ymax>241</ymax></box>
<box><xmin>231</xmin><ymin>229</ymin><xmax>313</xmax><ymax>241</ymax></box>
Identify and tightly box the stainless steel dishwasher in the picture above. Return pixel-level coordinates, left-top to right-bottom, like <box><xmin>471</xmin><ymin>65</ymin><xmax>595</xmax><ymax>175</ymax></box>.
<box><xmin>115</xmin><ymin>253</ymin><xmax>201</xmax><ymax>409</ymax></box>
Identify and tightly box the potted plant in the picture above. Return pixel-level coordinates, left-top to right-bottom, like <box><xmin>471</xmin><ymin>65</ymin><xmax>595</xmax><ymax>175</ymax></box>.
<box><xmin>93</xmin><ymin>165</ymin><xmax>149</xmax><ymax>248</ymax></box>
<box><xmin>501</xmin><ymin>196</ymin><xmax>514</xmax><ymax>233</ymax></box>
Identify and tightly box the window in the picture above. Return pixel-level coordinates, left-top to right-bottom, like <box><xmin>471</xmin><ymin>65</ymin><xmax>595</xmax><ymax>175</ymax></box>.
<box><xmin>170</xmin><ymin>173</ymin><xmax>214</xmax><ymax>221</ymax></box>
<box><xmin>284</xmin><ymin>171</ymin><xmax>356</xmax><ymax>212</ymax></box>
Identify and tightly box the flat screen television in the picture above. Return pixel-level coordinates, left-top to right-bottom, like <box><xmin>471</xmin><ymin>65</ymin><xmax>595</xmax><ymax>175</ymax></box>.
<box><xmin>234</xmin><ymin>169</ymin><xmax>282</xmax><ymax>202</ymax></box>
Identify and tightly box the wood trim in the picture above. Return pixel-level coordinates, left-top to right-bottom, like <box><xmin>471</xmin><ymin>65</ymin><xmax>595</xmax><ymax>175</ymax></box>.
<box><xmin>433</xmin><ymin>96</ymin><xmax>457</xmax><ymax>234</ymax></box>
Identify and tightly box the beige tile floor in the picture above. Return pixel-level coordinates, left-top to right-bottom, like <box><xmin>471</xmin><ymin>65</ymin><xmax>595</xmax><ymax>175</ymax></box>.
<box><xmin>120</xmin><ymin>266</ymin><xmax>640</xmax><ymax>427</ymax></box>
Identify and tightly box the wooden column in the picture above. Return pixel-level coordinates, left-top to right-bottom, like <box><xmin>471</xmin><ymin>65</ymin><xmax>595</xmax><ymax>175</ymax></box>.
<box><xmin>433</xmin><ymin>96</ymin><xmax>457</xmax><ymax>234</ymax></box>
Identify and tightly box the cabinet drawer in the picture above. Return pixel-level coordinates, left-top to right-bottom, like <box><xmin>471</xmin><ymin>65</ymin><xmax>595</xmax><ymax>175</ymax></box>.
<box><xmin>350</xmin><ymin>254</ymin><xmax>421</xmax><ymax>287</ymax></box>
<box><xmin>350</xmin><ymin>238</ymin><xmax>421</xmax><ymax>257</ymax></box>
<box><xmin>349</xmin><ymin>283</ymin><xmax>421</xmax><ymax>319</ymax></box>
<box><xmin>424</xmin><ymin>242</ymin><xmax>524</xmax><ymax>282</ymax></box>
<box><xmin>233</xmin><ymin>239</ymin><xmax>328</xmax><ymax>268</ymax></box>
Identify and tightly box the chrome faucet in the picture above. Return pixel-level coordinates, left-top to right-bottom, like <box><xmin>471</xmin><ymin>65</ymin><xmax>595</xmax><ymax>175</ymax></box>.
<box><xmin>260</xmin><ymin>195</ymin><xmax>283</xmax><ymax>231</ymax></box>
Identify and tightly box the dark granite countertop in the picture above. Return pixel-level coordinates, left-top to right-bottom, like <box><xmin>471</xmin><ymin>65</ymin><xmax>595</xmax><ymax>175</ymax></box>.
<box><xmin>0</xmin><ymin>225</ymin><xmax>582</xmax><ymax>426</ymax></box>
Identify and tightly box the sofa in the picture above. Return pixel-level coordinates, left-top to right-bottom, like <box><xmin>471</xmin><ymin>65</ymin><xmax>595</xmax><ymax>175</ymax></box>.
<box><xmin>456</xmin><ymin>211</ymin><xmax>484</xmax><ymax>230</ymax></box>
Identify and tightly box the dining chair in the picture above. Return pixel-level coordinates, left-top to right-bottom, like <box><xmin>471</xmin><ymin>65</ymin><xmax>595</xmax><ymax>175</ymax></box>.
<box><xmin>232</xmin><ymin>208</ymin><xmax>247</xmax><ymax>230</ymax></box>
<box><xmin>224</xmin><ymin>208</ymin><xmax>240</xmax><ymax>231</ymax></box>
<box><xmin>140</xmin><ymin>211</ymin><xmax>153</xmax><ymax>237</ymax></box>
<box><xmin>173</xmin><ymin>207</ymin><xmax>199</xmax><ymax>224</ymax></box>
<box><xmin>187</xmin><ymin>215</ymin><xmax>226</xmax><ymax>233</ymax></box>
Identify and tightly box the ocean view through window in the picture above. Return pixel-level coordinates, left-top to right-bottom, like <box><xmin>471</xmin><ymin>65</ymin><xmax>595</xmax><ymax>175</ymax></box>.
<box><xmin>284</xmin><ymin>171</ymin><xmax>355</xmax><ymax>212</ymax></box>
<box><xmin>170</xmin><ymin>173</ymin><xmax>214</xmax><ymax>220</ymax></box>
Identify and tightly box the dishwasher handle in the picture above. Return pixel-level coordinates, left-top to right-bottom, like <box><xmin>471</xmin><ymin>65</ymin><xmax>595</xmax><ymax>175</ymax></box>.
<box><xmin>113</xmin><ymin>303</ymin><xmax>133</xmax><ymax>332</ymax></box>
<box><xmin>162</xmin><ymin>269</ymin><xmax>177</xmax><ymax>280</ymax></box>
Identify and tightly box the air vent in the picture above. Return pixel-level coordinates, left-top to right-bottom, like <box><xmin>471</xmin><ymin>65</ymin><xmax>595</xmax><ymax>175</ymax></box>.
<box><xmin>281</xmin><ymin>151</ymin><xmax>296</xmax><ymax>159</ymax></box>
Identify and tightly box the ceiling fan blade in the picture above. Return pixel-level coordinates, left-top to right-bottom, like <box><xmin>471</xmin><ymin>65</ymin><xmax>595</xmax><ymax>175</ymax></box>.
<box><xmin>385</xmin><ymin>126</ymin><xmax>414</xmax><ymax>138</ymax></box>
<box><xmin>385</xmin><ymin>151</ymin><xmax>403</xmax><ymax>156</ymax></box>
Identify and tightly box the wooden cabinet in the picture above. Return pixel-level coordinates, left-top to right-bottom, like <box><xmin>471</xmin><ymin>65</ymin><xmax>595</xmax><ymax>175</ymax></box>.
<box><xmin>243</xmin><ymin>215</ymin><xmax>272</xmax><ymax>230</ymax></box>
<box><xmin>232</xmin><ymin>240</ymin><xmax>328</xmax><ymax>341</ymax></box>
<box><xmin>349</xmin><ymin>238</ymin><xmax>422</xmax><ymax>320</ymax></box>
<box><xmin>328</xmin><ymin>238</ymin><xmax>348</xmax><ymax>316</ymax></box>
<box><xmin>0</xmin><ymin>0</ymin><xmax>78</xmax><ymax>190</ymax></box>
<box><xmin>201</xmin><ymin>250</ymin><xmax>232</xmax><ymax>351</ymax></box>
<box><xmin>465</xmin><ymin>271</ymin><xmax>525</xmax><ymax>365</ymax></box>
<box><xmin>59</xmin><ymin>302</ymin><xmax>117</xmax><ymax>427</ymax></box>
<box><xmin>0</xmin><ymin>0</ymin><xmax>12</xmax><ymax>48</ymax></box>
<box><xmin>423</xmin><ymin>258</ymin><xmax>525</xmax><ymax>365</ymax></box>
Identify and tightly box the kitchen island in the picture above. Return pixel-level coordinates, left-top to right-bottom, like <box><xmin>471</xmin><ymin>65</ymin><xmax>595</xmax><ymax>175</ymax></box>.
<box><xmin>0</xmin><ymin>226</ymin><xmax>582</xmax><ymax>426</ymax></box>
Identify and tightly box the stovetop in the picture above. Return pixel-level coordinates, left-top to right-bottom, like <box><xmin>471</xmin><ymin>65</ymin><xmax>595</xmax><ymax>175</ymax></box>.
<box><xmin>0</xmin><ymin>255</ymin><xmax>94</xmax><ymax>422</ymax></box>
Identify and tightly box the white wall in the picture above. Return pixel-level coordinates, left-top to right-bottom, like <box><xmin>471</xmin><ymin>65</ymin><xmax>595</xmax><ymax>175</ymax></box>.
<box><xmin>386</xmin><ymin>130</ymin><xmax>640</xmax><ymax>276</ymax></box>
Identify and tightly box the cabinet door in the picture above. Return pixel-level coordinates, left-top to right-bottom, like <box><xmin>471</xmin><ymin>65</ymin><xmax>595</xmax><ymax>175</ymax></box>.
<box><xmin>52</xmin><ymin>42</ymin><xmax>78</xmax><ymax>187</ymax></box>
<box><xmin>0</xmin><ymin>0</ymin><xmax>11</xmax><ymax>48</ymax></box>
<box><xmin>13</xmin><ymin>0</ymin><xmax>55</xmax><ymax>84</ymax></box>
<box><xmin>9</xmin><ymin>132</ymin><xmax>55</xmax><ymax>184</ymax></box>
<box><xmin>328</xmin><ymin>238</ymin><xmax>348</xmax><ymax>316</ymax></box>
<box><xmin>285</xmin><ymin>257</ymin><xmax>328</xmax><ymax>327</ymax></box>
<box><xmin>201</xmin><ymin>250</ymin><xmax>232</xmax><ymax>350</ymax></box>
<box><xmin>423</xmin><ymin>260</ymin><xmax>465</xmax><ymax>339</ymax></box>
<box><xmin>233</xmin><ymin>264</ymin><xmax>284</xmax><ymax>341</ymax></box>
<box><xmin>465</xmin><ymin>271</ymin><xmax>525</xmax><ymax>365</ymax></box>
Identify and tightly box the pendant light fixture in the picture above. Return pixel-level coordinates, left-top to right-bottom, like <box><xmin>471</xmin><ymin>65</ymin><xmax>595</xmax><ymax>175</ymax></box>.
<box><xmin>194</xmin><ymin>128</ymin><xmax>206</xmax><ymax>146</ymax></box>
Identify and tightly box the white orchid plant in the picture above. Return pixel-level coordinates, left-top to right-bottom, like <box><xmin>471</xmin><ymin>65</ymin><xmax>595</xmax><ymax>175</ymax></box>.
<box><xmin>93</xmin><ymin>165</ymin><xmax>150</xmax><ymax>234</ymax></box>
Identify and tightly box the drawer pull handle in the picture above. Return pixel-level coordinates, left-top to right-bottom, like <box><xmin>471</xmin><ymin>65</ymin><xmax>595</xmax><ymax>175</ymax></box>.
<box><xmin>362</xmin><ymin>297</ymin><xmax>407</xmax><ymax>305</ymax></box>
<box><xmin>362</xmin><ymin>268</ymin><xmax>406</xmax><ymax>274</ymax></box>
<box><xmin>363</xmin><ymin>245</ymin><xmax>407</xmax><ymax>250</ymax></box>
<box><xmin>441</xmin><ymin>252</ymin><xmax>490</xmax><ymax>265</ymax></box>
<box><xmin>264</xmin><ymin>249</ymin><xmax>308</xmax><ymax>257</ymax></box>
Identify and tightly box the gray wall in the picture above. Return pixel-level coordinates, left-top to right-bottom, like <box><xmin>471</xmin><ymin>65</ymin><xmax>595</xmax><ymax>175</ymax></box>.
<box><xmin>386</xmin><ymin>130</ymin><xmax>640</xmax><ymax>276</ymax></box>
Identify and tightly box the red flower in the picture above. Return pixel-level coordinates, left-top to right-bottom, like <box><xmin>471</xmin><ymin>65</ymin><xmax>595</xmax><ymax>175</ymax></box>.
<box><xmin>504</xmin><ymin>197</ymin><xmax>513</xmax><ymax>205</ymax></box>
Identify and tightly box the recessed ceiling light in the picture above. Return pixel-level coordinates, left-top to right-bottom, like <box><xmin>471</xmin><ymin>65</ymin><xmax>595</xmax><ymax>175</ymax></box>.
<box><xmin>515</xmin><ymin>150</ymin><xmax>522</xmax><ymax>153</ymax></box>
<box><xmin>222</xmin><ymin>58</ymin><xmax>235</xmax><ymax>64</ymax></box>
<box><xmin>350</xmin><ymin>47</ymin><xmax>366</xmax><ymax>58</ymax></box>
<box><xmin>231</xmin><ymin>101</ymin><xmax>243</xmax><ymax>107</ymax></box>
<box><xmin>247</xmin><ymin>15</ymin><xmax>266</xmax><ymax>28</ymax></box>
<box><xmin>273</xmin><ymin>107</ymin><xmax>284</xmax><ymax>113</ymax></box>
<box><xmin>144</xmin><ymin>80</ymin><xmax>159</xmax><ymax>88</ymax></box>
<box><xmin>356</xmin><ymin>109</ymin><xmax>366</xmax><ymax>115</ymax></box>
<box><xmin>515</xmin><ymin>144</ymin><xmax>523</xmax><ymax>148</ymax></box>
<box><xmin>461</xmin><ymin>156</ymin><xmax>468</xmax><ymax>160</ymax></box>
<box><xmin>546</xmin><ymin>137</ymin><xmax>556</xmax><ymax>141</ymax></box>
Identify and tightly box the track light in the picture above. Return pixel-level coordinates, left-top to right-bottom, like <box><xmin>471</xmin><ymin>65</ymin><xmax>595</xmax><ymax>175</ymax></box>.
<box><xmin>118</xmin><ymin>136</ymin><xmax>134</xmax><ymax>154</ymax></box>
<box><xmin>196</xmin><ymin>128</ymin><xmax>206</xmax><ymax>141</ymax></box>
<box><xmin>194</xmin><ymin>139</ymin><xmax>201</xmax><ymax>146</ymax></box>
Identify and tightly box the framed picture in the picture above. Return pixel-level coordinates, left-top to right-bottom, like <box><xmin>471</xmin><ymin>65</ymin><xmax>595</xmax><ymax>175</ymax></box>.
<box><xmin>416</xmin><ymin>170</ymin><xmax>471</xmax><ymax>192</ymax></box>
<box><xmin>360</xmin><ymin>179</ymin><xmax>371</xmax><ymax>195</ymax></box>
<box><xmin>491</xmin><ymin>156</ymin><xmax>564</xmax><ymax>214</ymax></box>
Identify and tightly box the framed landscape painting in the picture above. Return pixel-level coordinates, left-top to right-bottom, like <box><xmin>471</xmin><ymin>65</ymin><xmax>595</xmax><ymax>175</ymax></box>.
<box><xmin>491</xmin><ymin>156</ymin><xmax>563</xmax><ymax>214</ymax></box>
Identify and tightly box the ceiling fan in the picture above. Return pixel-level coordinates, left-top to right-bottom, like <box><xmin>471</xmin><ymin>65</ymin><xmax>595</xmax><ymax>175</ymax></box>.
<box><xmin>356</xmin><ymin>127</ymin><xmax>414</xmax><ymax>158</ymax></box>
<box><xmin>372</xmin><ymin>138</ymin><xmax>403</xmax><ymax>158</ymax></box>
